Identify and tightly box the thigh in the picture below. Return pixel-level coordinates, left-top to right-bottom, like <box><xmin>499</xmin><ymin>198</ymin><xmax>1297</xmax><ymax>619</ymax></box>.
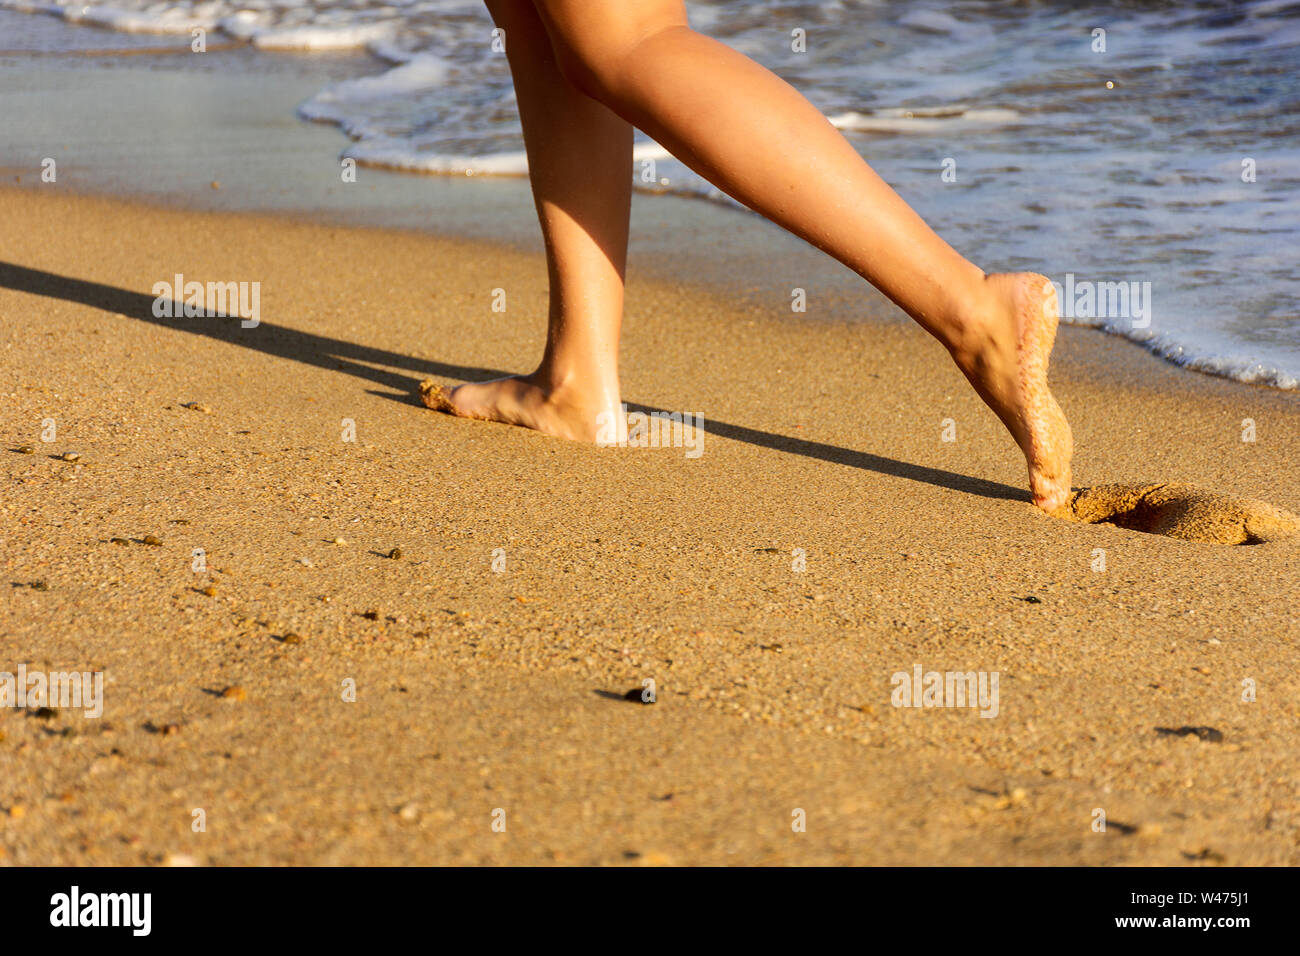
<box><xmin>528</xmin><ymin>0</ymin><xmax>689</xmax><ymax>76</ymax></box>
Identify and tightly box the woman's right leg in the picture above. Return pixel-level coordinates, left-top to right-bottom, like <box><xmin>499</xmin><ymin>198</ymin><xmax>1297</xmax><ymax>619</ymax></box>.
<box><xmin>424</xmin><ymin>0</ymin><xmax>632</xmax><ymax>441</ymax></box>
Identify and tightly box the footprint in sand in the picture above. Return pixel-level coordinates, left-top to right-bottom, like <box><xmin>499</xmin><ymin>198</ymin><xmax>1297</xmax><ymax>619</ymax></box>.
<box><xmin>1054</xmin><ymin>482</ymin><xmax>1300</xmax><ymax>546</ymax></box>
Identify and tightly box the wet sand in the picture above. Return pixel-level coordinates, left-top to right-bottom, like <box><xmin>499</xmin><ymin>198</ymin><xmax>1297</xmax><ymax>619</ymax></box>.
<box><xmin>2</xmin><ymin>188</ymin><xmax>1298</xmax><ymax>865</ymax></box>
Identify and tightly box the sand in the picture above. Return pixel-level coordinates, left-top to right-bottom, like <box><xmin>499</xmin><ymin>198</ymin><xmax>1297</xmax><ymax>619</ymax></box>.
<box><xmin>1</xmin><ymin>187</ymin><xmax>1298</xmax><ymax>866</ymax></box>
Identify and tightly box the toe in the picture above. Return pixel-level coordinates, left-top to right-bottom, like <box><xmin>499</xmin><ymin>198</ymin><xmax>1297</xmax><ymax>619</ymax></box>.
<box><xmin>418</xmin><ymin>380</ymin><xmax>457</xmax><ymax>414</ymax></box>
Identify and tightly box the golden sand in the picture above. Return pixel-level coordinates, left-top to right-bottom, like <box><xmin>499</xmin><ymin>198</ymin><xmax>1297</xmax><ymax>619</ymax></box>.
<box><xmin>2</xmin><ymin>188</ymin><xmax>1298</xmax><ymax>865</ymax></box>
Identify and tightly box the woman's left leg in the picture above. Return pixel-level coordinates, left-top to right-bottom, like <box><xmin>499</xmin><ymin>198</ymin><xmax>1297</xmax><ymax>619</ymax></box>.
<box><xmin>424</xmin><ymin>0</ymin><xmax>632</xmax><ymax>440</ymax></box>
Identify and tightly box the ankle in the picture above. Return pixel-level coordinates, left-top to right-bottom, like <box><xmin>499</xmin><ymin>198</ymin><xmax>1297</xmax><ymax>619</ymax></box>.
<box><xmin>528</xmin><ymin>365</ymin><xmax>620</xmax><ymax>412</ymax></box>
<box><xmin>944</xmin><ymin>278</ymin><xmax>1003</xmax><ymax>365</ymax></box>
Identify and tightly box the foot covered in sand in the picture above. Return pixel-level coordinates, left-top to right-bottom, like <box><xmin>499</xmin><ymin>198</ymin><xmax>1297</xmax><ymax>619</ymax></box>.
<box><xmin>419</xmin><ymin>374</ymin><xmax>616</xmax><ymax>443</ymax></box>
<box><xmin>951</xmin><ymin>272</ymin><xmax>1074</xmax><ymax>512</ymax></box>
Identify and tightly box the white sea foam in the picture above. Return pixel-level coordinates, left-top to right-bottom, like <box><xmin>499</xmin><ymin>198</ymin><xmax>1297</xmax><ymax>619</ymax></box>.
<box><xmin>64</xmin><ymin>5</ymin><xmax>212</xmax><ymax>33</ymax></box>
<box><xmin>346</xmin><ymin>143</ymin><xmax>529</xmax><ymax>176</ymax></box>
<box><xmin>303</xmin><ymin>53</ymin><xmax>451</xmax><ymax>113</ymax></box>
<box><xmin>252</xmin><ymin>20</ymin><xmax>399</xmax><ymax>51</ymax></box>
<box><xmin>830</xmin><ymin>108</ymin><xmax>1020</xmax><ymax>134</ymax></box>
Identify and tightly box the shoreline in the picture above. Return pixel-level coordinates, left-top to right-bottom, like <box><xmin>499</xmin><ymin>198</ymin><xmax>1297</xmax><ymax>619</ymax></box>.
<box><xmin>3</xmin><ymin>187</ymin><xmax>1299</xmax><ymax>864</ymax></box>
<box><xmin>9</xmin><ymin>173</ymin><xmax>1299</xmax><ymax>406</ymax></box>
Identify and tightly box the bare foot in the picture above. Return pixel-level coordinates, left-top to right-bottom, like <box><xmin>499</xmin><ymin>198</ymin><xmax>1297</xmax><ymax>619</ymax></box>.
<box><xmin>419</xmin><ymin>373</ymin><xmax>616</xmax><ymax>443</ymax></box>
<box><xmin>950</xmin><ymin>272</ymin><xmax>1073</xmax><ymax>512</ymax></box>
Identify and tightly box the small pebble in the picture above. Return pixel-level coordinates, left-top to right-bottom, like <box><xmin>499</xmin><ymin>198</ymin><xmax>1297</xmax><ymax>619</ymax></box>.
<box><xmin>220</xmin><ymin>686</ymin><xmax>247</xmax><ymax>701</ymax></box>
<box><xmin>282</xmin><ymin>632</ymin><xmax>303</xmax><ymax>645</ymax></box>
<box><xmin>181</xmin><ymin>402</ymin><xmax>212</xmax><ymax>414</ymax></box>
<box><xmin>7</xmin><ymin>805</ymin><xmax>24</xmax><ymax>820</ymax></box>
<box><xmin>29</xmin><ymin>581</ymin><xmax>49</xmax><ymax>591</ymax></box>
<box><xmin>200</xmin><ymin>585</ymin><xmax>217</xmax><ymax>597</ymax></box>
<box><xmin>58</xmin><ymin>452</ymin><xmax>80</xmax><ymax>462</ymax></box>
<box><xmin>110</xmin><ymin>537</ymin><xmax>130</xmax><ymax>546</ymax></box>
<box><xmin>331</xmin><ymin>537</ymin><xmax>346</xmax><ymax>545</ymax></box>
<box><xmin>362</xmin><ymin>609</ymin><xmax>379</xmax><ymax>620</ymax></box>
<box><xmin>388</xmin><ymin>547</ymin><xmax>403</xmax><ymax>559</ymax></box>
<box><xmin>142</xmin><ymin>535</ymin><xmax>162</xmax><ymax>546</ymax></box>
<box><xmin>1155</xmin><ymin>725</ymin><xmax>1224</xmax><ymax>743</ymax></box>
<box><xmin>17</xmin><ymin>445</ymin><xmax>34</xmax><ymax>454</ymax></box>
